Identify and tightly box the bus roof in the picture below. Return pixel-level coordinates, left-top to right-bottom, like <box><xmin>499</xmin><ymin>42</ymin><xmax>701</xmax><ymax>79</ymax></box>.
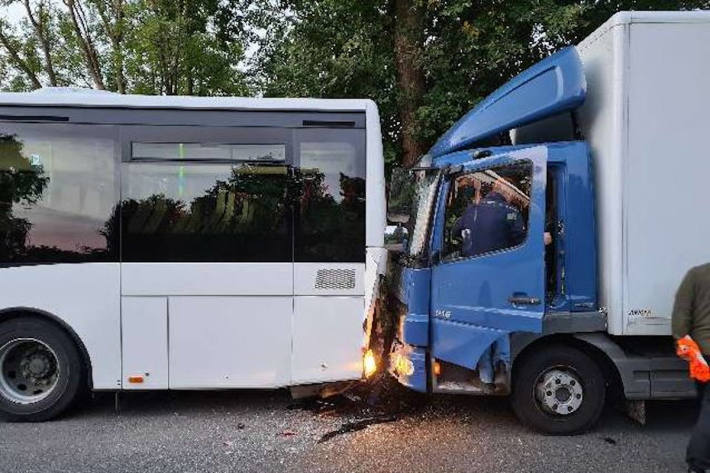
<box><xmin>0</xmin><ymin>87</ymin><xmax>375</xmax><ymax>113</ymax></box>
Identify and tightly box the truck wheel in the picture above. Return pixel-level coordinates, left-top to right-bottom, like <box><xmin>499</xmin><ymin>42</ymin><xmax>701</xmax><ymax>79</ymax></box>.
<box><xmin>0</xmin><ymin>317</ymin><xmax>86</xmax><ymax>422</ymax></box>
<box><xmin>511</xmin><ymin>344</ymin><xmax>605</xmax><ymax>435</ymax></box>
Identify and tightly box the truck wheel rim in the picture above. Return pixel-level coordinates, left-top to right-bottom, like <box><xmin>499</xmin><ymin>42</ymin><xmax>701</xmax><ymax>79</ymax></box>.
<box><xmin>0</xmin><ymin>338</ymin><xmax>60</xmax><ymax>405</ymax></box>
<box><xmin>534</xmin><ymin>367</ymin><xmax>584</xmax><ymax>416</ymax></box>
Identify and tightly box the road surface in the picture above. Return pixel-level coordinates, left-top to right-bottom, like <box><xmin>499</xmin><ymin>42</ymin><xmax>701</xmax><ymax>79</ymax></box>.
<box><xmin>0</xmin><ymin>390</ymin><xmax>696</xmax><ymax>473</ymax></box>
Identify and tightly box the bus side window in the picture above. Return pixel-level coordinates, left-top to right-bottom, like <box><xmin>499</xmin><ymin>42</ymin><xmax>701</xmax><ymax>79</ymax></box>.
<box><xmin>294</xmin><ymin>128</ymin><xmax>366</xmax><ymax>263</ymax></box>
<box><xmin>0</xmin><ymin>122</ymin><xmax>119</xmax><ymax>264</ymax></box>
<box><xmin>121</xmin><ymin>162</ymin><xmax>293</xmax><ymax>263</ymax></box>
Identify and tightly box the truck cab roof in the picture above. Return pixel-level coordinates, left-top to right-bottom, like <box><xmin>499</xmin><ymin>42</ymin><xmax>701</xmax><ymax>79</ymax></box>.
<box><xmin>428</xmin><ymin>46</ymin><xmax>586</xmax><ymax>159</ymax></box>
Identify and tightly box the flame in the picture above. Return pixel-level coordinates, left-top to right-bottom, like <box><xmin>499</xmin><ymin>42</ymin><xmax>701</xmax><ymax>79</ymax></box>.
<box><xmin>363</xmin><ymin>349</ymin><xmax>377</xmax><ymax>378</ymax></box>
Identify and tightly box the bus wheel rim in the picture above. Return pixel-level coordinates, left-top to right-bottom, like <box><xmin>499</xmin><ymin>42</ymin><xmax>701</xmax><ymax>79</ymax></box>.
<box><xmin>0</xmin><ymin>338</ymin><xmax>60</xmax><ymax>405</ymax></box>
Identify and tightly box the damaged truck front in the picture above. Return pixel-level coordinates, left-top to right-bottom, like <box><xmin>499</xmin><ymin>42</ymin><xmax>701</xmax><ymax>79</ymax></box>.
<box><xmin>373</xmin><ymin>12</ymin><xmax>710</xmax><ymax>435</ymax></box>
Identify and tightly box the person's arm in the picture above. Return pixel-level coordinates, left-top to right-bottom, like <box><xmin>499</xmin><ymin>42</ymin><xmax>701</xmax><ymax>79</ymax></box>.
<box><xmin>672</xmin><ymin>269</ymin><xmax>696</xmax><ymax>340</ymax></box>
<box><xmin>452</xmin><ymin>206</ymin><xmax>472</xmax><ymax>241</ymax></box>
<box><xmin>508</xmin><ymin>209</ymin><xmax>525</xmax><ymax>246</ymax></box>
<box><xmin>452</xmin><ymin>216</ymin><xmax>463</xmax><ymax>238</ymax></box>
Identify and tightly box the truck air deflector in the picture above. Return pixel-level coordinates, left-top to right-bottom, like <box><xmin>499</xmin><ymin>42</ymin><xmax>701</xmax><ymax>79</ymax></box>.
<box><xmin>428</xmin><ymin>46</ymin><xmax>586</xmax><ymax>158</ymax></box>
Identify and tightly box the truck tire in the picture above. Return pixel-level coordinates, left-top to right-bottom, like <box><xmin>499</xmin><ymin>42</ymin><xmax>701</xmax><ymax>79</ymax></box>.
<box><xmin>0</xmin><ymin>317</ymin><xmax>86</xmax><ymax>422</ymax></box>
<box><xmin>511</xmin><ymin>344</ymin><xmax>605</xmax><ymax>435</ymax></box>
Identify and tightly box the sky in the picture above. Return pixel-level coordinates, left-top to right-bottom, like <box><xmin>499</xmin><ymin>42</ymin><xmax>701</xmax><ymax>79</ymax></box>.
<box><xmin>3</xmin><ymin>3</ymin><xmax>27</xmax><ymax>24</ymax></box>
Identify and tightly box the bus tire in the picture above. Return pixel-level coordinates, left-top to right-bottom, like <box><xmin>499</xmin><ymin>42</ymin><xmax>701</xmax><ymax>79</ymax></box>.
<box><xmin>511</xmin><ymin>344</ymin><xmax>605</xmax><ymax>435</ymax></box>
<box><xmin>0</xmin><ymin>317</ymin><xmax>86</xmax><ymax>422</ymax></box>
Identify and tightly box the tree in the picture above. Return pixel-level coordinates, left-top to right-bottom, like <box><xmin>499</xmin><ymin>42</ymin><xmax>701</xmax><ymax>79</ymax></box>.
<box><xmin>3</xmin><ymin>0</ymin><xmax>710</xmax><ymax>167</ymax></box>
<box><xmin>394</xmin><ymin>0</ymin><xmax>425</xmax><ymax>167</ymax></box>
<box><xmin>64</xmin><ymin>0</ymin><xmax>105</xmax><ymax>89</ymax></box>
<box><xmin>126</xmin><ymin>0</ymin><xmax>249</xmax><ymax>96</ymax></box>
<box><xmin>246</xmin><ymin>0</ymin><xmax>710</xmax><ymax>168</ymax></box>
<box><xmin>93</xmin><ymin>0</ymin><xmax>127</xmax><ymax>93</ymax></box>
<box><xmin>0</xmin><ymin>0</ymin><xmax>250</xmax><ymax>95</ymax></box>
<box><xmin>0</xmin><ymin>4</ymin><xmax>44</xmax><ymax>89</ymax></box>
<box><xmin>249</xmin><ymin>0</ymin><xmax>400</xmax><ymax>164</ymax></box>
<box><xmin>21</xmin><ymin>0</ymin><xmax>59</xmax><ymax>85</ymax></box>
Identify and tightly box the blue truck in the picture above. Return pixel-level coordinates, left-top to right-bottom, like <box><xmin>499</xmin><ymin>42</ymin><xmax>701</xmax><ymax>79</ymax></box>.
<box><xmin>382</xmin><ymin>11</ymin><xmax>710</xmax><ymax>434</ymax></box>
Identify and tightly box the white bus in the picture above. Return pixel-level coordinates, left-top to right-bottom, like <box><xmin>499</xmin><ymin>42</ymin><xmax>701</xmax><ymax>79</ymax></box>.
<box><xmin>0</xmin><ymin>88</ymin><xmax>386</xmax><ymax>421</ymax></box>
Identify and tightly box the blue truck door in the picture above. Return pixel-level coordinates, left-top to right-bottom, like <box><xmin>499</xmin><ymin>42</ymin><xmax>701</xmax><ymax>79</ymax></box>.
<box><xmin>429</xmin><ymin>146</ymin><xmax>547</xmax><ymax>374</ymax></box>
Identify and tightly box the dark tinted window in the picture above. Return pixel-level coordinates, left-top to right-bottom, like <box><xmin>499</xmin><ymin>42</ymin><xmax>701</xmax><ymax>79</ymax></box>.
<box><xmin>294</xmin><ymin>129</ymin><xmax>366</xmax><ymax>262</ymax></box>
<box><xmin>443</xmin><ymin>161</ymin><xmax>532</xmax><ymax>260</ymax></box>
<box><xmin>0</xmin><ymin>122</ymin><xmax>119</xmax><ymax>264</ymax></box>
<box><xmin>121</xmin><ymin>162</ymin><xmax>292</xmax><ymax>262</ymax></box>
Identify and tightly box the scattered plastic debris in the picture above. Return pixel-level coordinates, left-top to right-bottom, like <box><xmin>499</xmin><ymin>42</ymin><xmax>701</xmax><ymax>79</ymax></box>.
<box><xmin>318</xmin><ymin>415</ymin><xmax>398</xmax><ymax>443</ymax></box>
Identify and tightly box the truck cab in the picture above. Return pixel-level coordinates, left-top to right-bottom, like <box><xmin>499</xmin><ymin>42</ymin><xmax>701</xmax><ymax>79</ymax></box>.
<box><xmin>385</xmin><ymin>43</ymin><xmax>694</xmax><ymax>434</ymax></box>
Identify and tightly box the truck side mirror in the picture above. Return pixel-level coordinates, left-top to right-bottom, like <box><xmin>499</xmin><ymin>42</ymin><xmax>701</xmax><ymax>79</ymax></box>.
<box><xmin>387</xmin><ymin>167</ymin><xmax>412</xmax><ymax>224</ymax></box>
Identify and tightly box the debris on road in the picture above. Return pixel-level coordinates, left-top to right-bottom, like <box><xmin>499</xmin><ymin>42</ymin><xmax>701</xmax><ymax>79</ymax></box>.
<box><xmin>318</xmin><ymin>415</ymin><xmax>398</xmax><ymax>443</ymax></box>
<box><xmin>287</xmin><ymin>373</ymin><xmax>424</xmax><ymax>419</ymax></box>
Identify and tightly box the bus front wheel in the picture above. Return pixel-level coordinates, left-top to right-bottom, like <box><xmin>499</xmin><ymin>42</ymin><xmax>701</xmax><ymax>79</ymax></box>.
<box><xmin>511</xmin><ymin>344</ymin><xmax>606</xmax><ymax>435</ymax></box>
<box><xmin>0</xmin><ymin>317</ymin><xmax>86</xmax><ymax>422</ymax></box>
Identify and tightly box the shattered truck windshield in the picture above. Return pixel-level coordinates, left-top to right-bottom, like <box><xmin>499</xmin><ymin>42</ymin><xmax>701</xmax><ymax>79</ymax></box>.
<box><xmin>387</xmin><ymin>157</ymin><xmax>441</xmax><ymax>262</ymax></box>
<box><xmin>405</xmin><ymin>169</ymin><xmax>441</xmax><ymax>260</ymax></box>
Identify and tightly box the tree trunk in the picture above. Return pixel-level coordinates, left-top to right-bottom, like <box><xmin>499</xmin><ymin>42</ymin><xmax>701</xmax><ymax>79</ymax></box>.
<box><xmin>23</xmin><ymin>0</ymin><xmax>58</xmax><ymax>86</ymax></box>
<box><xmin>394</xmin><ymin>0</ymin><xmax>426</xmax><ymax>167</ymax></box>
<box><xmin>96</xmin><ymin>0</ymin><xmax>127</xmax><ymax>93</ymax></box>
<box><xmin>65</xmin><ymin>0</ymin><xmax>106</xmax><ymax>90</ymax></box>
<box><xmin>0</xmin><ymin>27</ymin><xmax>42</xmax><ymax>89</ymax></box>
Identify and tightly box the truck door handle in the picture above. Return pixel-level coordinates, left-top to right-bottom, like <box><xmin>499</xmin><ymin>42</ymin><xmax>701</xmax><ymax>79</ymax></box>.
<box><xmin>508</xmin><ymin>295</ymin><xmax>541</xmax><ymax>305</ymax></box>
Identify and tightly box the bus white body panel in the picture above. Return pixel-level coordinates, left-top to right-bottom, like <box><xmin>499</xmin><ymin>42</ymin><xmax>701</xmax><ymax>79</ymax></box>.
<box><xmin>121</xmin><ymin>297</ymin><xmax>168</xmax><ymax>389</ymax></box>
<box><xmin>121</xmin><ymin>263</ymin><xmax>294</xmax><ymax>296</ymax></box>
<box><xmin>292</xmin><ymin>296</ymin><xmax>365</xmax><ymax>384</ymax></box>
<box><xmin>0</xmin><ymin>264</ymin><xmax>122</xmax><ymax>389</ymax></box>
<box><xmin>169</xmin><ymin>296</ymin><xmax>292</xmax><ymax>388</ymax></box>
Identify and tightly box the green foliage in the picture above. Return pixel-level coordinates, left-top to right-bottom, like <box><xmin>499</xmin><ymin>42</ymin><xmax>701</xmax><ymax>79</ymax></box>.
<box><xmin>247</xmin><ymin>0</ymin><xmax>400</xmax><ymax>165</ymax></box>
<box><xmin>244</xmin><ymin>0</ymin><xmax>710</xmax><ymax>167</ymax></box>
<box><xmin>2</xmin><ymin>0</ymin><xmax>710</xmax><ymax>166</ymax></box>
<box><xmin>125</xmin><ymin>0</ymin><xmax>250</xmax><ymax>95</ymax></box>
<box><xmin>0</xmin><ymin>0</ymin><xmax>250</xmax><ymax>95</ymax></box>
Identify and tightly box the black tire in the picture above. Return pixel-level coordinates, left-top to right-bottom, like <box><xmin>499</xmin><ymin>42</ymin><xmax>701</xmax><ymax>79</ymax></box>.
<box><xmin>0</xmin><ymin>317</ymin><xmax>86</xmax><ymax>422</ymax></box>
<box><xmin>511</xmin><ymin>344</ymin><xmax>605</xmax><ymax>435</ymax></box>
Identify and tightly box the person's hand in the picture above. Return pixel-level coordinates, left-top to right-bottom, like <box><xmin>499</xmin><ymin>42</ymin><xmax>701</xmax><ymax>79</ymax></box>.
<box><xmin>544</xmin><ymin>232</ymin><xmax>552</xmax><ymax>246</ymax></box>
<box><xmin>677</xmin><ymin>335</ymin><xmax>696</xmax><ymax>361</ymax></box>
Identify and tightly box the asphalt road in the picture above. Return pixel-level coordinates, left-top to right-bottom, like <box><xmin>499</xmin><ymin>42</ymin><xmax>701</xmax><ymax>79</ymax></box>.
<box><xmin>0</xmin><ymin>390</ymin><xmax>698</xmax><ymax>473</ymax></box>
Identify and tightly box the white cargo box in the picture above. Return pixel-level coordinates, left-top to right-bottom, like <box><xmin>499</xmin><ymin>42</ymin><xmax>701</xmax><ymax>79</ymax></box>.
<box><xmin>517</xmin><ymin>11</ymin><xmax>710</xmax><ymax>336</ymax></box>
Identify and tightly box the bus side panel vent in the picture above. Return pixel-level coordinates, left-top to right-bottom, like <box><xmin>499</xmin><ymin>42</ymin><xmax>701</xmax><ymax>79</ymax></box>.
<box><xmin>315</xmin><ymin>269</ymin><xmax>356</xmax><ymax>290</ymax></box>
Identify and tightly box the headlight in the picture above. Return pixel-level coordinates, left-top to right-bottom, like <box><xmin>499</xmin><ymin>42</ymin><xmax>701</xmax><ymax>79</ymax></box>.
<box><xmin>363</xmin><ymin>349</ymin><xmax>377</xmax><ymax>378</ymax></box>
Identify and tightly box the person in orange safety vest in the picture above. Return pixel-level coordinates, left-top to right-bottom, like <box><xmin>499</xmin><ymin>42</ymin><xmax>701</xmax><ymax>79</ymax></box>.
<box><xmin>673</xmin><ymin>263</ymin><xmax>710</xmax><ymax>473</ymax></box>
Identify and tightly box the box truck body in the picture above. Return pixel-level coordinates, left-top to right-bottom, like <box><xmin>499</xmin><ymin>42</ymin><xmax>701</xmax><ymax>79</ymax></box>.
<box><xmin>577</xmin><ymin>11</ymin><xmax>710</xmax><ymax>336</ymax></box>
